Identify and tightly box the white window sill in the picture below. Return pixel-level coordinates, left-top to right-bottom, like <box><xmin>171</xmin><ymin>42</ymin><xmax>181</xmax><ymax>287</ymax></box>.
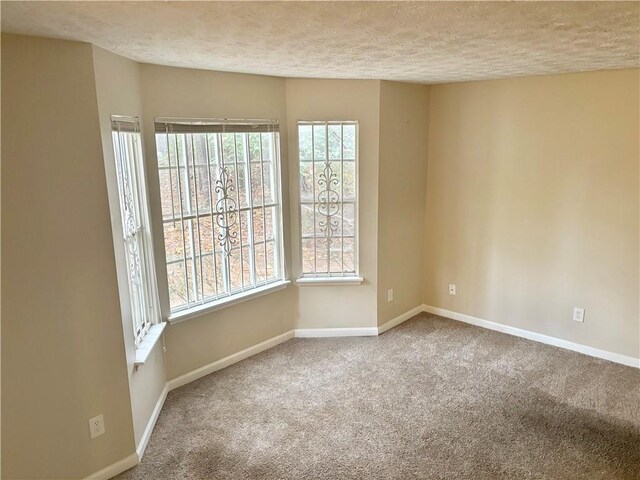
<box><xmin>134</xmin><ymin>322</ymin><xmax>166</xmax><ymax>368</ymax></box>
<box><xmin>296</xmin><ymin>276</ymin><xmax>364</xmax><ymax>286</ymax></box>
<box><xmin>168</xmin><ymin>280</ymin><xmax>291</xmax><ymax>325</ymax></box>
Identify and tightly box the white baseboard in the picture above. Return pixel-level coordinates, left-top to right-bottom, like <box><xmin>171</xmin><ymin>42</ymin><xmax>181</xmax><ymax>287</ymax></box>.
<box><xmin>85</xmin><ymin>452</ymin><xmax>138</xmax><ymax>480</ymax></box>
<box><xmin>85</xmin><ymin>385</ymin><xmax>167</xmax><ymax>479</ymax></box>
<box><xmin>294</xmin><ymin>305</ymin><xmax>425</xmax><ymax>338</ymax></box>
<box><xmin>377</xmin><ymin>305</ymin><xmax>425</xmax><ymax>335</ymax></box>
<box><xmin>136</xmin><ymin>384</ymin><xmax>168</xmax><ymax>460</ymax></box>
<box><xmin>294</xmin><ymin>327</ymin><xmax>378</xmax><ymax>337</ymax></box>
<box><xmin>423</xmin><ymin>305</ymin><xmax>640</xmax><ymax>368</ymax></box>
<box><xmin>85</xmin><ymin>330</ymin><xmax>295</xmax><ymax>480</ymax></box>
<box><xmin>86</xmin><ymin>303</ymin><xmax>637</xmax><ymax>479</ymax></box>
<box><xmin>167</xmin><ymin>308</ymin><xmax>424</xmax><ymax>393</ymax></box>
<box><xmin>167</xmin><ymin>330</ymin><xmax>295</xmax><ymax>391</ymax></box>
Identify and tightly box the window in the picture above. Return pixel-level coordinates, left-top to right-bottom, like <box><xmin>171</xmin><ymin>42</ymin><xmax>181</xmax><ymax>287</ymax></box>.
<box><xmin>297</xmin><ymin>121</ymin><xmax>359</xmax><ymax>279</ymax></box>
<box><xmin>111</xmin><ymin>116</ymin><xmax>161</xmax><ymax>346</ymax></box>
<box><xmin>154</xmin><ymin>118</ymin><xmax>285</xmax><ymax>316</ymax></box>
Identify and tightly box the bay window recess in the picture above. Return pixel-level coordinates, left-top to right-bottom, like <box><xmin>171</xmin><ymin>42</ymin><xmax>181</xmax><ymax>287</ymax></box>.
<box><xmin>296</xmin><ymin>121</ymin><xmax>361</xmax><ymax>285</ymax></box>
<box><xmin>111</xmin><ymin>116</ymin><xmax>162</xmax><ymax>351</ymax></box>
<box><xmin>154</xmin><ymin>118</ymin><xmax>287</xmax><ymax>320</ymax></box>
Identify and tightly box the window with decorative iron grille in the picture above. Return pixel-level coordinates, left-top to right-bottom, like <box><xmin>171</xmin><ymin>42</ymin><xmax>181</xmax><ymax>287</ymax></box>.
<box><xmin>111</xmin><ymin>116</ymin><xmax>161</xmax><ymax>346</ymax></box>
<box><xmin>154</xmin><ymin>118</ymin><xmax>285</xmax><ymax>316</ymax></box>
<box><xmin>297</xmin><ymin>121</ymin><xmax>359</xmax><ymax>278</ymax></box>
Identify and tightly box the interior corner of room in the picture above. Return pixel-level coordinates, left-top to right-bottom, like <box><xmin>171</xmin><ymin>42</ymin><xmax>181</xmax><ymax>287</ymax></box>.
<box><xmin>1</xmin><ymin>2</ymin><xmax>639</xmax><ymax>480</ymax></box>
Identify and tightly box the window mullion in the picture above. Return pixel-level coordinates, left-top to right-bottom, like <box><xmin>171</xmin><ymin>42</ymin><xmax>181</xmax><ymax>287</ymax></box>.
<box><xmin>190</xmin><ymin>134</ymin><xmax>205</xmax><ymax>304</ymax></box>
<box><xmin>341</xmin><ymin>122</ymin><xmax>344</xmax><ymax>274</ymax></box>
<box><xmin>115</xmin><ymin>129</ymin><xmax>129</xmax><ymax>235</ymax></box>
<box><xmin>173</xmin><ymin>133</ymin><xmax>192</xmax><ymax>307</ymax></box>
<box><xmin>130</xmin><ymin>135</ymin><xmax>151</xmax><ymax>328</ymax></box>
<box><xmin>325</xmin><ymin>121</ymin><xmax>330</xmax><ymax>275</ymax></box>
<box><xmin>272</xmin><ymin>132</ymin><xmax>283</xmax><ymax>280</ymax></box>
<box><xmin>259</xmin><ymin>133</ymin><xmax>268</xmax><ymax>282</ymax></box>
<box><xmin>165</xmin><ymin>127</ymin><xmax>177</xmax><ymax>226</ymax></box>
<box><xmin>311</xmin><ymin>126</ymin><xmax>317</xmax><ymax>278</ymax></box>
<box><xmin>204</xmin><ymin>133</ymin><xmax>220</xmax><ymax>299</ymax></box>
<box><xmin>217</xmin><ymin>133</ymin><xmax>232</xmax><ymax>295</ymax></box>
<box><xmin>182</xmin><ymin>135</ymin><xmax>199</xmax><ymax>304</ymax></box>
<box><xmin>243</xmin><ymin>134</ymin><xmax>257</xmax><ymax>287</ymax></box>
<box><xmin>232</xmin><ymin>133</ymin><xmax>246</xmax><ymax>292</ymax></box>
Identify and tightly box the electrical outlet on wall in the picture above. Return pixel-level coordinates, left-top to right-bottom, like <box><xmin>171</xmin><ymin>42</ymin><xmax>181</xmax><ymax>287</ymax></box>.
<box><xmin>573</xmin><ymin>307</ymin><xmax>585</xmax><ymax>323</ymax></box>
<box><xmin>387</xmin><ymin>289</ymin><xmax>394</xmax><ymax>302</ymax></box>
<box><xmin>89</xmin><ymin>414</ymin><xmax>105</xmax><ymax>439</ymax></box>
<box><xmin>448</xmin><ymin>284</ymin><xmax>456</xmax><ymax>295</ymax></box>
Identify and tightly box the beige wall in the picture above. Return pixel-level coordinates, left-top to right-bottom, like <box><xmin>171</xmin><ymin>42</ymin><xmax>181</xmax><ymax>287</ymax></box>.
<box><xmin>424</xmin><ymin>69</ymin><xmax>640</xmax><ymax>358</ymax></box>
<box><xmin>377</xmin><ymin>81</ymin><xmax>429</xmax><ymax>325</ymax></box>
<box><xmin>138</xmin><ymin>64</ymin><xmax>296</xmax><ymax>380</ymax></box>
<box><xmin>286</xmin><ymin>79</ymin><xmax>380</xmax><ymax>328</ymax></box>
<box><xmin>1</xmin><ymin>35</ymin><xmax>135</xmax><ymax>479</ymax></box>
<box><xmin>92</xmin><ymin>46</ymin><xmax>167</xmax><ymax>449</ymax></box>
<box><xmin>3</xmin><ymin>32</ymin><xmax>638</xmax><ymax>480</ymax></box>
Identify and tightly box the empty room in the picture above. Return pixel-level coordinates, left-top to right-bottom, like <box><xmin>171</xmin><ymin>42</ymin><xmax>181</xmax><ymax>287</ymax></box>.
<box><xmin>1</xmin><ymin>1</ymin><xmax>639</xmax><ymax>479</ymax></box>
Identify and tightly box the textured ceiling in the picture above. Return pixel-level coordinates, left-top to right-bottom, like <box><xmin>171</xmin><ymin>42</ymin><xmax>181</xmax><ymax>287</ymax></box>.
<box><xmin>2</xmin><ymin>1</ymin><xmax>639</xmax><ymax>83</ymax></box>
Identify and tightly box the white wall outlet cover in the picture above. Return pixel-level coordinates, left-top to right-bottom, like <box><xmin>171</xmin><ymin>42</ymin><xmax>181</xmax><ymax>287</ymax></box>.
<box><xmin>573</xmin><ymin>307</ymin><xmax>585</xmax><ymax>323</ymax></box>
<box><xmin>448</xmin><ymin>284</ymin><xmax>456</xmax><ymax>295</ymax></box>
<box><xmin>387</xmin><ymin>289</ymin><xmax>394</xmax><ymax>302</ymax></box>
<box><xmin>89</xmin><ymin>414</ymin><xmax>105</xmax><ymax>439</ymax></box>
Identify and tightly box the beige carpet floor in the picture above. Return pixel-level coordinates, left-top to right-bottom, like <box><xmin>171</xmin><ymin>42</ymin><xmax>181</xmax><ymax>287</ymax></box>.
<box><xmin>117</xmin><ymin>313</ymin><xmax>640</xmax><ymax>479</ymax></box>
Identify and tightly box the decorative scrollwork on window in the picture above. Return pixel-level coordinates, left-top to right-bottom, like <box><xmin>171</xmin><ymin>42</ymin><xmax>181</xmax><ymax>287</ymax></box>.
<box><xmin>126</xmin><ymin>237</ymin><xmax>142</xmax><ymax>288</ymax></box>
<box><xmin>112</xmin><ymin>120</ymin><xmax>158</xmax><ymax>346</ymax></box>
<box><xmin>317</xmin><ymin>161</ymin><xmax>340</xmax><ymax>238</ymax></box>
<box><xmin>117</xmin><ymin>142</ymin><xmax>143</xmax><ymax>288</ymax></box>
<box><xmin>215</xmin><ymin>166</ymin><xmax>239</xmax><ymax>256</ymax></box>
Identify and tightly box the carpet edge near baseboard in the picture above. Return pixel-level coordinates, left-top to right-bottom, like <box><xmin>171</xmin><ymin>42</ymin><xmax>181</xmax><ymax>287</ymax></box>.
<box><xmin>423</xmin><ymin>304</ymin><xmax>640</xmax><ymax>368</ymax></box>
<box><xmin>86</xmin><ymin>303</ymin><xmax>638</xmax><ymax>479</ymax></box>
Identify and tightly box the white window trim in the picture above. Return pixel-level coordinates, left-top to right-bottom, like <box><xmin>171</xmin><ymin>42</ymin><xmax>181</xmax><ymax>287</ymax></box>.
<box><xmin>134</xmin><ymin>322</ymin><xmax>167</xmax><ymax>367</ymax></box>
<box><xmin>111</xmin><ymin>115</ymin><xmax>163</xmax><ymax>350</ymax></box>
<box><xmin>296</xmin><ymin>120</ymin><xmax>361</xmax><ymax>283</ymax></box>
<box><xmin>154</xmin><ymin>118</ymin><xmax>288</xmax><ymax>320</ymax></box>
<box><xmin>295</xmin><ymin>277</ymin><xmax>363</xmax><ymax>286</ymax></box>
<box><xmin>168</xmin><ymin>279</ymin><xmax>290</xmax><ymax>324</ymax></box>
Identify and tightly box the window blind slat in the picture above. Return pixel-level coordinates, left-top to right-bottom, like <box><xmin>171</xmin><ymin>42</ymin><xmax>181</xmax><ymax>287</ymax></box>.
<box><xmin>154</xmin><ymin>120</ymin><xmax>279</xmax><ymax>134</ymax></box>
<box><xmin>111</xmin><ymin>119</ymin><xmax>138</xmax><ymax>133</ymax></box>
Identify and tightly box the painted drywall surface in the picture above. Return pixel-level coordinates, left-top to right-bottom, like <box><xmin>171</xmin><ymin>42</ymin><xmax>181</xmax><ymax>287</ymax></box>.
<box><xmin>285</xmin><ymin>79</ymin><xmax>380</xmax><ymax>328</ymax></box>
<box><xmin>424</xmin><ymin>69</ymin><xmax>640</xmax><ymax>358</ymax></box>
<box><xmin>0</xmin><ymin>29</ymin><xmax>3</xmax><ymax>480</ymax></box>
<box><xmin>92</xmin><ymin>46</ymin><xmax>167</xmax><ymax>450</ymax></box>
<box><xmin>377</xmin><ymin>81</ymin><xmax>429</xmax><ymax>325</ymax></box>
<box><xmin>138</xmin><ymin>64</ymin><xmax>296</xmax><ymax>380</ymax></box>
<box><xmin>1</xmin><ymin>35</ymin><xmax>135</xmax><ymax>479</ymax></box>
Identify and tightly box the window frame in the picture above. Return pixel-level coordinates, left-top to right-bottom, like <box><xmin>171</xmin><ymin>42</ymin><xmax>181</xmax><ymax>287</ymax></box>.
<box><xmin>153</xmin><ymin>117</ymin><xmax>288</xmax><ymax>321</ymax></box>
<box><xmin>296</xmin><ymin>120</ymin><xmax>361</xmax><ymax>283</ymax></box>
<box><xmin>110</xmin><ymin>115</ymin><xmax>162</xmax><ymax>347</ymax></box>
